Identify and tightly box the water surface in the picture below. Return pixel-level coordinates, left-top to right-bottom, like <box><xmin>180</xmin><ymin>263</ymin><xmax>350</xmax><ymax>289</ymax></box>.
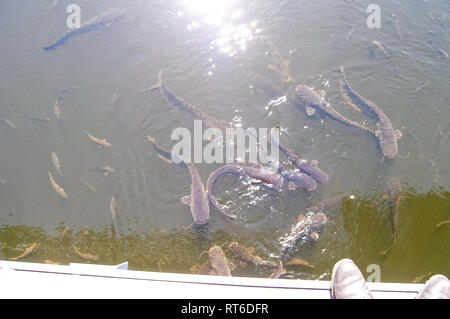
<box><xmin>0</xmin><ymin>0</ymin><xmax>449</xmax><ymax>282</ymax></box>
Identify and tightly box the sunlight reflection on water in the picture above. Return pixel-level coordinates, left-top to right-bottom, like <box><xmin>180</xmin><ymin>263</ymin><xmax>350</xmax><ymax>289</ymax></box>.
<box><xmin>180</xmin><ymin>0</ymin><xmax>260</xmax><ymax>57</ymax></box>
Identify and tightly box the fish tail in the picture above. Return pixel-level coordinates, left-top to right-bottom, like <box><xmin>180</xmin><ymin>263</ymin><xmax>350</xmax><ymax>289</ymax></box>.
<box><xmin>143</xmin><ymin>70</ymin><xmax>164</xmax><ymax>93</ymax></box>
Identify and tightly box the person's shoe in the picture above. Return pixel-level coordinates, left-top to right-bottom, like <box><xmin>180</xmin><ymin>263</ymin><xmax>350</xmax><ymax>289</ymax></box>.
<box><xmin>416</xmin><ymin>275</ymin><xmax>450</xmax><ymax>299</ymax></box>
<box><xmin>331</xmin><ymin>258</ymin><xmax>374</xmax><ymax>299</ymax></box>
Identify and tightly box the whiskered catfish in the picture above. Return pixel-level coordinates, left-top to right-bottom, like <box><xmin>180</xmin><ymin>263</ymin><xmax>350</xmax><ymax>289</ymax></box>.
<box><xmin>339</xmin><ymin>66</ymin><xmax>402</xmax><ymax>159</ymax></box>
<box><xmin>147</xmin><ymin>135</ymin><xmax>210</xmax><ymax>225</ymax></box>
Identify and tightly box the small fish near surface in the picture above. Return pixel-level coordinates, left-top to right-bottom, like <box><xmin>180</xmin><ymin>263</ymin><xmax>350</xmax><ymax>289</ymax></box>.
<box><xmin>371</xmin><ymin>40</ymin><xmax>390</xmax><ymax>58</ymax></box>
<box><xmin>44</xmin><ymin>8</ymin><xmax>127</xmax><ymax>51</ymax></box>
<box><xmin>48</xmin><ymin>171</ymin><xmax>68</xmax><ymax>199</ymax></box>
<box><xmin>424</xmin><ymin>40</ymin><xmax>449</xmax><ymax>59</ymax></box>
<box><xmin>72</xmin><ymin>246</ymin><xmax>98</xmax><ymax>262</ymax></box>
<box><xmin>29</xmin><ymin>114</ymin><xmax>51</xmax><ymax>123</ymax></box>
<box><xmin>109</xmin><ymin>196</ymin><xmax>119</xmax><ymax>235</ymax></box>
<box><xmin>436</xmin><ymin>220</ymin><xmax>450</xmax><ymax>228</ymax></box>
<box><xmin>339</xmin><ymin>66</ymin><xmax>402</xmax><ymax>160</ymax></box>
<box><xmin>84</xmin><ymin>130</ymin><xmax>111</xmax><ymax>148</ymax></box>
<box><xmin>147</xmin><ymin>135</ymin><xmax>210</xmax><ymax>225</ymax></box>
<box><xmin>90</xmin><ymin>165</ymin><xmax>115</xmax><ymax>176</ymax></box>
<box><xmin>109</xmin><ymin>197</ymin><xmax>117</xmax><ymax>220</ymax></box>
<box><xmin>54</xmin><ymin>97</ymin><xmax>61</xmax><ymax>119</ymax></box>
<box><xmin>81</xmin><ymin>178</ymin><xmax>96</xmax><ymax>192</ymax></box>
<box><xmin>0</xmin><ymin>118</ymin><xmax>17</xmax><ymax>130</ymax></box>
<box><xmin>51</xmin><ymin>152</ymin><xmax>63</xmax><ymax>178</ymax></box>
<box><xmin>8</xmin><ymin>242</ymin><xmax>39</xmax><ymax>261</ymax></box>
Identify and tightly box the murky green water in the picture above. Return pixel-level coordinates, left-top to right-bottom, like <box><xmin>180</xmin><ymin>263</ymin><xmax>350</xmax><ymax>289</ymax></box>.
<box><xmin>0</xmin><ymin>0</ymin><xmax>449</xmax><ymax>283</ymax></box>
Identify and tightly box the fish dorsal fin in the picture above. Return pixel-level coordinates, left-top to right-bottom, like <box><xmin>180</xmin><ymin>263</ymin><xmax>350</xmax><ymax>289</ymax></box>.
<box><xmin>181</xmin><ymin>195</ymin><xmax>191</xmax><ymax>206</ymax></box>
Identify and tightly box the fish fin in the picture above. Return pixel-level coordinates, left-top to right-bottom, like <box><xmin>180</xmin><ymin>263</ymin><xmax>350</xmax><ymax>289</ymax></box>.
<box><xmin>318</xmin><ymin>90</ymin><xmax>326</xmax><ymax>99</ymax></box>
<box><xmin>436</xmin><ymin>220</ymin><xmax>450</xmax><ymax>228</ymax></box>
<box><xmin>310</xmin><ymin>232</ymin><xmax>319</xmax><ymax>241</ymax></box>
<box><xmin>306</xmin><ymin>106</ymin><xmax>316</xmax><ymax>116</ymax></box>
<box><xmin>380</xmin><ymin>244</ymin><xmax>394</xmax><ymax>256</ymax></box>
<box><xmin>395</xmin><ymin>129</ymin><xmax>403</xmax><ymax>140</ymax></box>
<box><xmin>156</xmin><ymin>153</ymin><xmax>173</xmax><ymax>164</ymax></box>
<box><xmin>375</xmin><ymin>129</ymin><xmax>382</xmax><ymax>138</ymax></box>
<box><xmin>143</xmin><ymin>84</ymin><xmax>162</xmax><ymax>93</ymax></box>
<box><xmin>181</xmin><ymin>195</ymin><xmax>191</xmax><ymax>206</ymax></box>
<box><xmin>287</xmin><ymin>181</ymin><xmax>297</xmax><ymax>191</ymax></box>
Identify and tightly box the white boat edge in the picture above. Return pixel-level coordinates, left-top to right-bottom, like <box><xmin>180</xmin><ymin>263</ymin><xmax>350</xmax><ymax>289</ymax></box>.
<box><xmin>0</xmin><ymin>260</ymin><xmax>424</xmax><ymax>299</ymax></box>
